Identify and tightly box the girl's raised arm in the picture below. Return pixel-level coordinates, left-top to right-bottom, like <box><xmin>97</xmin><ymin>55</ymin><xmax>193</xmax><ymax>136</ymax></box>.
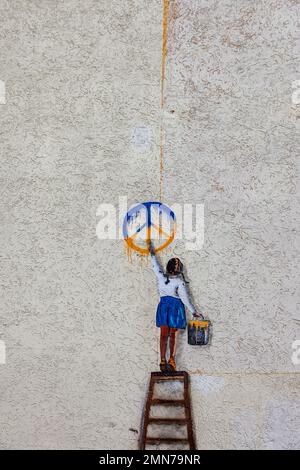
<box><xmin>150</xmin><ymin>251</ymin><xmax>165</xmax><ymax>281</ymax></box>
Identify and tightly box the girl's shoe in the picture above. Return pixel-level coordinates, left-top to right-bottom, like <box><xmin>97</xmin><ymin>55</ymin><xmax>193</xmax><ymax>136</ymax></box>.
<box><xmin>168</xmin><ymin>356</ymin><xmax>176</xmax><ymax>371</ymax></box>
<box><xmin>160</xmin><ymin>358</ymin><xmax>167</xmax><ymax>372</ymax></box>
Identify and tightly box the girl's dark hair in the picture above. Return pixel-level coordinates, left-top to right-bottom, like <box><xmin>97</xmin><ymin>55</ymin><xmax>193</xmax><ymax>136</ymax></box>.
<box><xmin>164</xmin><ymin>257</ymin><xmax>188</xmax><ymax>284</ymax></box>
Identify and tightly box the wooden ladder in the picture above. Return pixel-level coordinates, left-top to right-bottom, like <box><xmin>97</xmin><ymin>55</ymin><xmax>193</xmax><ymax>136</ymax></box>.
<box><xmin>140</xmin><ymin>371</ymin><xmax>196</xmax><ymax>450</ymax></box>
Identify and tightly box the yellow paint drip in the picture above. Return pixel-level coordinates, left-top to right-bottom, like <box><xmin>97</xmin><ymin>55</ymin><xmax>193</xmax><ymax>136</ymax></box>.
<box><xmin>124</xmin><ymin>240</ymin><xmax>133</xmax><ymax>263</ymax></box>
<box><xmin>159</xmin><ymin>0</ymin><xmax>171</xmax><ymax>201</ymax></box>
<box><xmin>161</xmin><ymin>0</ymin><xmax>169</xmax><ymax>108</ymax></box>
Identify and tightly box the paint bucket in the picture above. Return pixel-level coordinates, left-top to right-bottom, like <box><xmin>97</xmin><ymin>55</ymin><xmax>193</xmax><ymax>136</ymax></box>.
<box><xmin>188</xmin><ymin>319</ymin><xmax>210</xmax><ymax>346</ymax></box>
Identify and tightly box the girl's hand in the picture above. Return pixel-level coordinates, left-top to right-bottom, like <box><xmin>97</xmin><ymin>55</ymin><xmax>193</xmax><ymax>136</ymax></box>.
<box><xmin>147</xmin><ymin>240</ymin><xmax>155</xmax><ymax>254</ymax></box>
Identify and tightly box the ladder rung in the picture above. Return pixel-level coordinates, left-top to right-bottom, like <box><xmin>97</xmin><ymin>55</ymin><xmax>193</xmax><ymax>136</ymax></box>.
<box><xmin>149</xmin><ymin>418</ymin><xmax>187</xmax><ymax>424</ymax></box>
<box><xmin>151</xmin><ymin>399</ymin><xmax>185</xmax><ymax>406</ymax></box>
<box><xmin>146</xmin><ymin>437</ymin><xmax>189</xmax><ymax>444</ymax></box>
<box><xmin>151</xmin><ymin>371</ymin><xmax>188</xmax><ymax>377</ymax></box>
<box><xmin>151</xmin><ymin>372</ymin><xmax>187</xmax><ymax>382</ymax></box>
<box><xmin>140</xmin><ymin>371</ymin><xmax>194</xmax><ymax>450</ymax></box>
<box><xmin>152</xmin><ymin>376</ymin><xmax>185</xmax><ymax>382</ymax></box>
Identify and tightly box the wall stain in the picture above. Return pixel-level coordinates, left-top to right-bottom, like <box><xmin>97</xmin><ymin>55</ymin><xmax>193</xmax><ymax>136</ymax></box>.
<box><xmin>159</xmin><ymin>0</ymin><xmax>175</xmax><ymax>201</ymax></box>
<box><xmin>124</xmin><ymin>240</ymin><xmax>133</xmax><ymax>262</ymax></box>
<box><xmin>160</xmin><ymin>0</ymin><xmax>169</xmax><ymax>108</ymax></box>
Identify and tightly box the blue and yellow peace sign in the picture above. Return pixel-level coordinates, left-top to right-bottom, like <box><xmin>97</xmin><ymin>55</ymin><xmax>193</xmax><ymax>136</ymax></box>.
<box><xmin>123</xmin><ymin>201</ymin><xmax>176</xmax><ymax>255</ymax></box>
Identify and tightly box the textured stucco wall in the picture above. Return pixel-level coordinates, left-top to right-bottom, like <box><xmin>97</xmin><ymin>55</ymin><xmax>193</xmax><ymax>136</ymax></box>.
<box><xmin>0</xmin><ymin>0</ymin><xmax>299</xmax><ymax>449</ymax></box>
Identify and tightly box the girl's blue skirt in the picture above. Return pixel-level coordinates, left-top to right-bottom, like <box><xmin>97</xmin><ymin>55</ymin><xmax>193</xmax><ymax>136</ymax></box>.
<box><xmin>156</xmin><ymin>296</ymin><xmax>187</xmax><ymax>329</ymax></box>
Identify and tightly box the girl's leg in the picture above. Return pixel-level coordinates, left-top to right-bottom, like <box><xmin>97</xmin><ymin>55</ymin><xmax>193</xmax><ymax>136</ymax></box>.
<box><xmin>169</xmin><ymin>328</ymin><xmax>179</xmax><ymax>358</ymax></box>
<box><xmin>160</xmin><ymin>326</ymin><xmax>169</xmax><ymax>361</ymax></box>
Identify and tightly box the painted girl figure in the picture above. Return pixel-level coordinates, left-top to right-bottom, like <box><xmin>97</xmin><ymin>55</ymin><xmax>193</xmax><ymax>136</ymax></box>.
<box><xmin>148</xmin><ymin>241</ymin><xmax>202</xmax><ymax>372</ymax></box>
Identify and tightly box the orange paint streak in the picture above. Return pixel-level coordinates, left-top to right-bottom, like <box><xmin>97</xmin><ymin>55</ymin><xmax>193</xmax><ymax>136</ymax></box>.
<box><xmin>146</xmin><ymin>225</ymin><xmax>151</xmax><ymax>246</ymax></box>
<box><xmin>161</xmin><ymin>0</ymin><xmax>169</xmax><ymax>108</ymax></box>
<box><xmin>124</xmin><ymin>240</ymin><xmax>133</xmax><ymax>262</ymax></box>
<box><xmin>124</xmin><ymin>222</ymin><xmax>176</xmax><ymax>256</ymax></box>
<box><xmin>159</xmin><ymin>0</ymin><xmax>170</xmax><ymax>201</ymax></box>
<box><xmin>152</xmin><ymin>223</ymin><xmax>170</xmax><ymax>239</ymax></box>
<box><xmin>125</xmin><ymin>232</ymin><xmax>175</xmax><ymax>256</ymax></box>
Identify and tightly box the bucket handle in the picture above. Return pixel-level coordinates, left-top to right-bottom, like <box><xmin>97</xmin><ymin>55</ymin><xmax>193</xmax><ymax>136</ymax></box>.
<box><xmin>193</xmin><ymin>313</ymin><xmax>205</xmax><ymax>320</ymax></box>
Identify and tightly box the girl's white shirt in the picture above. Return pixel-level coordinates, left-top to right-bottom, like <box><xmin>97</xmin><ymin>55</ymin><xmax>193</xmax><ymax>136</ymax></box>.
<box><xmin>150</xmin><ymin>253</ymin><xmax>196</xmax><ymax>314</ymax></box>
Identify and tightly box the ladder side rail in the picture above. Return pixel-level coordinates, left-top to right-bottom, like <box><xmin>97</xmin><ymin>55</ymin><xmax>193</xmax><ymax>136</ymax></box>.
<box><xmin>184</xmin><ymin>373</ymin><xmax>196</xmax><ymax>450</ymax></box>
<box><xmin>139</xmin><ymin>376</ymin><xmax>155</xmax><ymax>450</ymax></box>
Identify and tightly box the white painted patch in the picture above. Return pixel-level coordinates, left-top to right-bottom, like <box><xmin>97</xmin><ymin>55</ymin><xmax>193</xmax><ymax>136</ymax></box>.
<box><xmin>292</xmin><ymin>80</ymin><xmax>300</xmax><ymax>105</ymax></box>
<box><xmin>264</xmin><ymin>400</ymin><xmax>300</xmax><ymax>450</ymax></box>
<box><xmin>0</xmin><ymin>80</ymin><xmax>6</xmax><ymax>104</ymax></box>
<box><xmin>132</xmin><ymin>126</ymin><xmax>150</xmax><ymax>152</ymax></box>
<box><xmin>291</xmin><ymin>340</ymin><xmax>300</xmax><ymax>365</ymax></box>
<box><xmin>191</xmin><ymin>376</ymin><xmax>225</xmax><ymax>395</ymax></box>
<box><xmin>0</xmin><ymin>340</ymin><xmax>6</xmax><ymax>364</ymax></box>
<box><xmin>232</xmin><ymin>409</ymin><xmax>258</xmax><ymax>449</ymax></box>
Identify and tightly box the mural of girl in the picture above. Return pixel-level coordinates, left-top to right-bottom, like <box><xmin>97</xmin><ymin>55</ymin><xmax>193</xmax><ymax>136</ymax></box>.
<box><xmin>148</xmin><ymin>241</ymin><xmax>202</xmax><ymax>372</ymax></box>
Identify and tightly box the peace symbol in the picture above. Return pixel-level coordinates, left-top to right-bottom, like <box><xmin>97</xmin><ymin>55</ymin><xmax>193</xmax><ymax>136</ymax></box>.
<box><xmin>123</xmin><ymin>201</ymin><xmax>176</xmax><ymax>255</ymax></box>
